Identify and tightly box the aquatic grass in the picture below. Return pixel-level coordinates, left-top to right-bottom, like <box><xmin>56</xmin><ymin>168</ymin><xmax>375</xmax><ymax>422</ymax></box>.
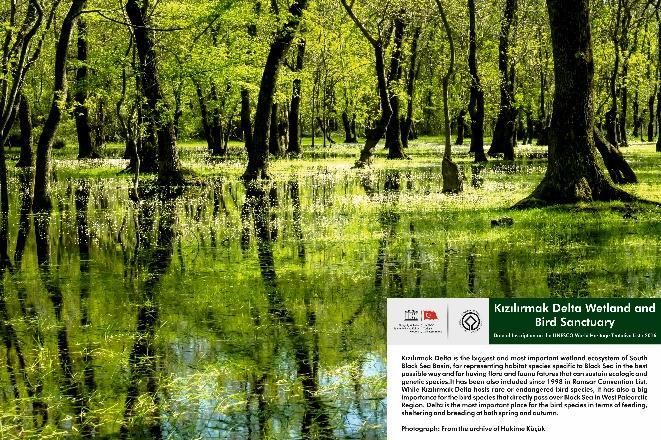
<box><xmin>0</xmin><ymin>140</ymin><xmax>658</xmax><ymax>438</ymax></box>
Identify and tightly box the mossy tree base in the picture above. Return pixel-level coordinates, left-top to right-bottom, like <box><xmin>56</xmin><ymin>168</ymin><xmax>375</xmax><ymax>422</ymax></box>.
<box><xmin>156</xmin><ymin>172</ymin><xmax>186</xmax><ymax>187</ymax></box>
<box><xmin>513</xmin><ymin>175</ymin><xmax>636</xmax><ymax>209</ymax></box>
<box><xmin>516</xmin><ymin>0</ymin><xmax>639</xmax><ymax>210</ymax></box>
<box><xmin>352</xmin><ymin>159</ymin><xmax>372</xmax><ymax>169</ymax></box>
<box><xmin>242</xmin><ymin>165</ymin><xmax>271</xmax><ymax>182</ymax></box>
<box><xmin>442</xmin><ymin>157</ymin><xmax>463</xmax><ymax>193</ymax></box>
<box><xmin>78</xmin><ymin>151</ymin><xmax>103</xmax><ymax>160</ymax></box>
<box><xmin>387</xmin><ymin>149</ymin><xmax>410</xmax><ymax>160</ymax></box>
<box><xmin>352</xmin><ymin>136</ymin><xmax>381</xmax><ymax>169</ymax></box>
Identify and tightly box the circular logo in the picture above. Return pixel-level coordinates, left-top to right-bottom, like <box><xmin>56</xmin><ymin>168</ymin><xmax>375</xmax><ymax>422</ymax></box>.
<box><xmin>460</xmin><ymin>310</ymin><xmax>481</xmax><ymax>332</ymax></box>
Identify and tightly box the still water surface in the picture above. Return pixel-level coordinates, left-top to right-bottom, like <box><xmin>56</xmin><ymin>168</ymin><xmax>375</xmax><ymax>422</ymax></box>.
<box><xmin>0</xmin><ymin>162</ymin><xmax>659</xmax><ymax>438</ymax></box>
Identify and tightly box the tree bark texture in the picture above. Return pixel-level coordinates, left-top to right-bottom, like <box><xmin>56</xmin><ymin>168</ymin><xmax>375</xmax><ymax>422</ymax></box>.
<box><xmin>594</xmin><ymin>128</ymin><xmax>637</xmax><ymax>184</ymax></box>
<box><xmin>16</xmin><ymin>92</ymin><xmax>33</xmax><ymax>167</ymax></box>
<box><xmin>244</xmin><ymin>0</ymin><xmax>310</xmax><ymax>180</ymax></box>
<box><xmin>402</xmin><ymin>27</ymin><xmax>420</xmax><ymax>150</ymax></box>
<box><xmin>647</xmin><ymin>93</ymin><xmax>654</xmax><ymax>142</ymax></box>
<box><xmin>489</xmin><ymin>0</ymin><xmax>517</xmax><ymax>160</ymax></box>
<box><xmin>288</xmin><ymin>40</ymin><xmax>305</xmax><ymax>154</ymax></box>
<box><xmin>74</xmin><ymin>18</ymin><xmax>99</xmax><ymax>159</ymax></box>
<box><xmin>34</xmin><ymin>0</ymin><xmax>88</xmax><ymax>213</ymax></box>
<box><xmin>355</xmin><ymin>43</ymin><xmax>392</xmax><ymax>167</ymax></box>
<box><xmin>241</xmin><ymin>88</ymin><xmax>253</xmax><ymax>153</ymax></box>
<box><xmin>467</xmin><ymin>0</ymin><xmax>487</xmax><ymax>162</ymax></box>
<box><xmin>456</xmin><ymin>110</ymin><xmax>466</xmax><ymax>145</ymax></box>
<box><xmin>126</xmin><ymin>0</ymin><xmax>183</xmax><ymax>185</ymax></box>
<box><xmin>269</xmin><ymin>103</ymin><xmax>284</xmax><ymax>156</ymax></box>
<box><xmin>384</xmin><ymin>14</ymin><xmax>407</xmax><ymax>159</ymax></box>
<box><xmin>516</xmin><ymin>0</ymin><xmax>634</xmax><ymax>207</ymax></box>
<box><xmin>436</xmin><ymin>0</ymin><xmax>463</xmax><ymax>193</ymax></box>
<box><xmin>342</xmin><ymin>111</ymin><xmax>357</xmax><ymax>143</ymax></box>
<box><xmin>657</xmin><ymin>19</ymin><xmax>661</xmax><ymax>152</ymax></box>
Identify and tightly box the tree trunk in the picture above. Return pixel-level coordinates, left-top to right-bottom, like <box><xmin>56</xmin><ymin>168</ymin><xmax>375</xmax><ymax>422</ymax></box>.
<box><xmin>0</xmin><ymin>0</ymin><xmax>43</xmax><ymax>146</ymax></box>
<box><xmin>516</xmin><ymin>0</ymin><xmax>635</xmax><ymax>207</ymax></box>
<box><xmin>13</xmin><ymin>169</ymin><xmax>33</xmax><ymax>267</ymax></box>
<box><xmin>74</xmin><ymin>18</ymin><xmax>99</xmax><ymax>160</ymax></box>
<box><xmin>244</xmin><ymin>0</ymin><xmax>310</xmax><ymax>180</ymax></box>
<box><xmin>648</xmin><ymin>92</ymin><xmax>655</xmax><ymax>142</ymax></box>
<box><xmin>607</xmin><ymin>1</ymin><xmax>623</xmax><ymax>147</ymax></box>
<box><xmin>605</xmin><ymin>107</ymin><xmax>618</xmax><ymax>147</ymax></box>
<box><xmin>652</xmin><ymin>83</ymin><xmax>661</xmax><ymax>150</ymax></box>
<box><xmin>656</xmin><ymin>80</ymin><xmax>661</xmax><ymax>150</ymax></box>
<box><xmin>516</xmin><ymin>109</ymin><xmax>526</xmax><ymax>142</ymax></box>
<box><xmin>526</xmin><ymin>110</ymin><xmax>534</xmax><ymax>144</ymax></box>
<box><xmin>210</xmin><ymin>81</ymin><xmax>231</xmax><ymax>157</ymax></box>
<box><xmin>435</xmin><ymin>0</ymin><xmax>462</xmax><ymax>193</ymax></box>
<box><xmin>16</xmin><ymin>92</ymin><xmax>33</xmax><ymax>167</ymax></box>
<box><xmin>241</xmin><ymin>88</ymin><xmax>253</xmax><ymax>153</ymax></box>
<box><xmin>342</xmin><ymin>111</ymin><xmax>356</xmax><ymax>143</ymax></box>
<box><xmin>489</xmin><ymin>0</ymin><xmax>517</xmax><ymax>160</ymax></box>
<box><xmin>537</xmin><ymin>50</ymin><xmax>550</xmax><ymax>146</ymax></box>
<box><xmin>196</xmin><ymin>82</ymin><xmax>225</xmax><ymax>156</ymax></box>
<box><xmin>467</xmin><ymin>0</ymin><xmax>487</xmax><ymax>162</ymax></box>
<box><xmin>619</xmin><ymin>64</ymin><xmax>629</xmax><ymax>146</ymax></box>
<box><xmin>196</xmin><ymin>83</ymin><xmax>213</xmax><ymax>150</ymax></box>
<box><xmin>339</xmin><ymin>0</ymin><xmax>395</xmax><ymax>166</ymax></box>
<box><xmin>34</xmin><ymin>0</ymin><xmax>88</xmax><ymax>213</ymax></box>
<box><xmin>316</xmin><ymin>116</ymin><xmax>336</xmax><ymax>145</ymax></box>
<box><xmin>384</xmin><ymin>14</ymin><xmax>407</xmax><ymax>159</ymax></box>
<box><xmin>173</xmin><ymin>82</ymin><xmax>183</xmax><ymax>140</ymax></box>
<box><xmin>126</xmin><ymin>0</ymin><xmax>182</xmax><ymax>185</ymax></box>
<box><xmin>351</xmin><ymin>114</ymin><xmax>358</xmax><ymax>141</ymax></box>
<box><xmin>269</xmin><ymin>103</ymin><xmax>283</xmax><ymax>156</ymax></box>
<box><xmin>209</xmin><ymin>118</ymin><xmax>224</xmax><ymax>157</ymax></box>
<box><xmin>288</xmin><ymin>41</ymin><xmax>305</xmax><ymax>154</ymax></box>
<box><xmin>209</xmin><ymin>84</ymin><xmax>225</xmax><ymax>157</ymax></box>
<box><xmin>402</xmin><ymin>27</ymin><xmax>421</xmax><ymax>150</ymax></box>
<box><xmin>117</xmin><ymin>62</ymin><xmax>140</xmax><ymax>178</ymax></box>
<box><xmin>455</xmin><ymin>110</ymin><xmax>466</xmax><ymax>145</ymax></box>
<box><xmin>594</xmin><ymin>129</ymin><xmax>637</xmax><ymax>184</ymax></box>
<box><xmin>94</xmin><ymin>97</ymin><xmax>107</xmax><ymax>150</ymax></box>
<box><xmin>422</xmin><ymin>90</ymin><xmax>434</xmax><ymax>135</ymax></box>
<box><xmin>278</xmin><ymin>108</ymin><xmax>289</xmax><ymax>152</ymax></box>
<box><xmin>632</xmin><ymin>90</ymin><xmax>639</xmax><ymax>138</ymax></box>
<box><xmin>355</xmin><ymin>43</ymin><xmax>392</xmax><ymax>167</ymax></box>
<box><xmin>657</xmin><ymin>19</ymin><xmax>661</xmax><ymax>152</ymax></box>
<box><xmin>131</xmin><ymin>72</ymin><xmax>158</xmax><ymax>173</ymax></box>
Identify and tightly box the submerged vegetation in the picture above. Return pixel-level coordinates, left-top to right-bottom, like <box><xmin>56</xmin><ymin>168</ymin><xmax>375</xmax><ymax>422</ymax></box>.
<box><xmin>0</xmin><ymin>140</ymin><xmax>658</xmax><ymax>438</ymax></box>
<box><xmin>0</xmin><ymin>0</ymin><xmax>660</xmax><ymax>438</ymax></box>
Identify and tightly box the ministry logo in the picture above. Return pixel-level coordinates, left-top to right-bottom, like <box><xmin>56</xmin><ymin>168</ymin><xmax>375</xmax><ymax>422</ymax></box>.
<box><xmin>460</xmin><ymin>310</ymin><xmax>481</xmax><ymax>332</ymax></box>
<box><xmin>404</xmin><ymin>310</ymin><xmax>419</xmax><ymax>321</ymax></box>
<box><xmin>392</xmin><ymin>308</ymin><xmax>443</xmax><ymax>336</ymax></box>
<box><xmin>404</xmin><ymin>310</ymin><xmax>439</xmax><ymax>321</ymax></box>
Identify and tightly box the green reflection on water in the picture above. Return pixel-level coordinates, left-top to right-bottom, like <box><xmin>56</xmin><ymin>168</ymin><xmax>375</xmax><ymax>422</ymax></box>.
<box><xmin>0</xmin><ymin>145</ymin><xmax>659</xmax><ymax>438</ymax></box>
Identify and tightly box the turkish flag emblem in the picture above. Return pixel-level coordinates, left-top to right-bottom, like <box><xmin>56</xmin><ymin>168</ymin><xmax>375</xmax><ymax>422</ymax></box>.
<box><xmin>423</xmin><ymin>310</ymin><xmax>438</xmax><ymax>320</ymax></box>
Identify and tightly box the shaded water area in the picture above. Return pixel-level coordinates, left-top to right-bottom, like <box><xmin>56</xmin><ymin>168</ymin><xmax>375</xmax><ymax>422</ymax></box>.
<box><xmin>0</xmin><ymin>151</ymin><xmax>660</xmax><ymax>438</ymax></box>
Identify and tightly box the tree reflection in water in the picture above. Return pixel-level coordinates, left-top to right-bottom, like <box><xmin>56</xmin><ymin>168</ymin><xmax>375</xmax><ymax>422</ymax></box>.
<box><xmin>244</xmin><ymin>181</ymin><xmax>333</xmax><ymax>439</ymax></box>
<box><xmin>0</xmin><ymin>166</ymin><xmax>652</xmax><ymax>438</ymax></box>
<box><xmin>34</xmin><ymin>200</ymin><xmax>95</xmax><ymax>436</ymax></box>
<box><xmin>120</xmin><ymin>189</ymin><xmax>179</xmax><ymax>439</ymax></box>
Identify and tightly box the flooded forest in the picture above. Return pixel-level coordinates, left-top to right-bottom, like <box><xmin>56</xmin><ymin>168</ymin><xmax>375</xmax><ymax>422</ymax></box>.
<box><xmin>0</xmin><ymin>0</ymin><xmax>660</xmax><ymax>438</ymax></box>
